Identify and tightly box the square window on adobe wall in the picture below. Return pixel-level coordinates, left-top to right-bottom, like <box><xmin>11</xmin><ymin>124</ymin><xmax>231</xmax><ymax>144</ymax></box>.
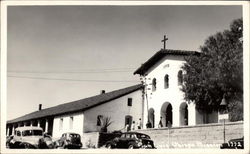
<box><xmin>128</xmin><ymin>98</ymin><xmax>132</xmax><ymax>106</ymax></box>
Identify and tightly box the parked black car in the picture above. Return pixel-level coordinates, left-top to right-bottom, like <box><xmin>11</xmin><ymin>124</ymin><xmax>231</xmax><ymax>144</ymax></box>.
<box><xmin>55</xmin><ymin>132</ymin><xmax>82</xmax><ymax>149</ymax></box>
<box><xmin>220</xmin><ymin>137</ymin><xmax>244</xmax><ymax>149</ymax></box>
<box><xmin>105</xmin><ymin>132</ymin><xmax>155</xmax><ymax>149</ymax></box>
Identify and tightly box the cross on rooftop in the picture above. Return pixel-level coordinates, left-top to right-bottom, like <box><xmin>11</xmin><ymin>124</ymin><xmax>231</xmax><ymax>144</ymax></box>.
<box><xmin>161</xmin><ymin>35</ymin><xmax>168</xmax><ymax>50</ymax></box>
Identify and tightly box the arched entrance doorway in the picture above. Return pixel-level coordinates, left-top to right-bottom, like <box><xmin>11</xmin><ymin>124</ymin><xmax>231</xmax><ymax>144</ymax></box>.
<box><xmin>148</xmin><ymin>108</ymin><xmax>155</xmax><ymax>128</ymax></box>
<box><xmin>161</xmin><ymin>102</ymin><xmax>173</xmax><ymax>127</ymax></box>
<box><xmin>180</xmin><ymin>102</ymin><xmax>188</xmax><ymax>126</ymax></box>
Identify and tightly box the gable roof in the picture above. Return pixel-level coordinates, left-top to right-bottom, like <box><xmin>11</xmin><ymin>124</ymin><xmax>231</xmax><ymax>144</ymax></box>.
<box><xmin>134</xmin><ymin>49</ymin><xmax>200</xmax><ymax>75</ymax></box>
<box><xmin>7</xmin><ymin>84</ymin><xmax>143</xmax><ymax>124</ymax></box>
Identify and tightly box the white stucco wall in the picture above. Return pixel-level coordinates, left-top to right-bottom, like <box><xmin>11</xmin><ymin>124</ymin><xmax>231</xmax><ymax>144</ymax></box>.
<box><xmin>51</xmin><ymin>89</ymin><xmax>143</xmax><ymax>137</ymax></box>
<box><xmin>83</xmin><ymin>90</ymin><xmax>143</xmax><ymax>133</ymax></box>
<box><xmin>142</xmin><ymin>55</ymin><xmax>187</xmax><ymax>127</ymax></box>
<box><xmin>52</xmin><ymin>112</ymin><xmax>84</xmax><ymax>138</ymax></box>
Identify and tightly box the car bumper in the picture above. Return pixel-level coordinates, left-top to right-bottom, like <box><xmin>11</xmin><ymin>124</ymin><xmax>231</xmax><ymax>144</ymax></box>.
<box><xmin>66</xmin><ymin>143</ymin><xmax>82</xmax><ymax>148</ymax></box>
<box><xmin>139</xmin><ymin>144</ymin><xmax>155</xmax><ymax>149</ymax></box>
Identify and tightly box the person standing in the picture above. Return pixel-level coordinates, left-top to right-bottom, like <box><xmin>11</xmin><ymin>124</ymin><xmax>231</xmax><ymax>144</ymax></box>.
<box><xmin>137</xmin><ymin>118</ymin><xmax>142</xmax><ymax>129</ymax></box>
<box><xmin>131</xmin><ymin>121</ymin><xmax>136</xmax><ymax>131</ymax></box>
<box><xmin>146</xmin><ymin>121</ymin><xmax>152</xmax><ymax>128</ymax></box>
<box><xmin>125</xmin><ymin>124</ymin><xmax>129</xmax><ymax>132</ymax></box>
<box><xmin>158</xmin><ymin>117</ymin><xmax>163</xmax><ymax>128</ymax></box>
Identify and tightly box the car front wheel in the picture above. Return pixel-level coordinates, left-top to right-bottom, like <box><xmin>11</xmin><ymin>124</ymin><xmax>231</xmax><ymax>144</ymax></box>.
<box><xmin>22</xmin><ymin>143</ymin><xmax>34</xmax><ymax>149</ymax></box>
<box><xmin>24</xmin><ymin>143</ymin><xmax>30</xmax><ymax>149</ymax></box>
<box><xmin>106</xmin><ymin>143</ymin><xmax>113</xmax><ymax>149</ymax></box>
<box><xmin>63</xmin><ymin>144</ymin><xmax>68</xmax><ymax>149</ymax></box>
<box><xmin>128</xmin><ymin>144</ymin><xmax>134</xmax><ymax>149</ymax></box>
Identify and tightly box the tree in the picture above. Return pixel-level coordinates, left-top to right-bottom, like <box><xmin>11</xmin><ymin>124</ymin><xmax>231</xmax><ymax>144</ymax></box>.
<box><xmin>182</xmin><ymin>18</ymin><xmax>243</xmax><ymax>121</ymax></box>
<box><xmin>100</xmin><ymin>116</ymin><xmax>113</xmax><ymax>132</ymax></box>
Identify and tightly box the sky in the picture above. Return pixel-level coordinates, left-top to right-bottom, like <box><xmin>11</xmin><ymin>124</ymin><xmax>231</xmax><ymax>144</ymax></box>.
<box><xmin>7</xmin><ymin>5</ymin><xmax>242</xmax><ymax>120</ymax></box>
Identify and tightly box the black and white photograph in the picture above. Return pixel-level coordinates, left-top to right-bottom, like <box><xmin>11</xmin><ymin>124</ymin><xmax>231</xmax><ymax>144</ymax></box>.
<box><xmin>1</xmin><ymin>1</ymin><xmax>249</xmax><ymax>153</ymax></box>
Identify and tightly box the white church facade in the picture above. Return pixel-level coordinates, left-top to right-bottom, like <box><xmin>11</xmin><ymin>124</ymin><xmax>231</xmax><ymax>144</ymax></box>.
<box><xmin>134</xmin><ymin>49</ymin><xmax>219</xmax><ymax>128</ymax></box>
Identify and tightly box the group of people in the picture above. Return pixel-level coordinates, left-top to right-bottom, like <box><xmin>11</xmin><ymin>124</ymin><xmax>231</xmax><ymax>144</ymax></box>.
<box><xmin>146</xmin><ymin>117</ymin><xmax>172</xmax><ymax>128</ymax></box>
<box><xmin>125</xmin><ymin>117</ymin><xmax>174</xmax><ymax>131</ymax></box>
<box><xmin>125</xmin><ymin>118</ymin><xmax>142</xmax><ymax>132</ymax></box>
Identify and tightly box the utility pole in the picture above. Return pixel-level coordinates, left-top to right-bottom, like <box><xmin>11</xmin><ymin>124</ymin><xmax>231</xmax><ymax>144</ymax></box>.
<box><xmin>168</xmin><ymin>121</ymin><xmax>171</xmax><ymax>148</ymax></box>
<box><xmin>223</xmin><ymin>119</ymin><xmax>226</xmax><ymax>143</ymax></box>
<box><xmin>141</xmin><ymin>75</ymin><xmax>150</xmax><ymax>128</ymax></box>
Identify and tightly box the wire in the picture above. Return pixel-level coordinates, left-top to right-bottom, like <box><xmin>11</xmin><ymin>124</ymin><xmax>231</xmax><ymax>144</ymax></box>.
<box><xmin>7</xmin><ymin>68</ymin><xmax>137</xmax><ymax>74</ymax></box>
<box><xmin>8</xmin><ymin>75</ymin><xmax>139</xmax><ymax>83</ymax></box>
<box><xmin>7</xmin><ymin>70</ymin><xmax>134</xmax><ymax>74</ymax></box>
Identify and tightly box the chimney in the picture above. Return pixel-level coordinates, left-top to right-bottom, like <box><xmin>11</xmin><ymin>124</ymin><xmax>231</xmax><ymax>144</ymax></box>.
<box><xmin>100</xmin><ymin>90</ymin><xmax>105</xmax><ymax>94</ymax></box>
<box><xmin>39</xmin><ymin>104</ymin><xmax>42</xmax><ymax>111</ymax></box>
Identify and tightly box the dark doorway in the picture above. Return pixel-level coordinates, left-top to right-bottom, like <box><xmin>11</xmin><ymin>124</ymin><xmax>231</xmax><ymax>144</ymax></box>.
<box><xmin>125</xmin><ymin>115</ymin><xmax>133</xmax><ymax>131</ymax></box>
<box><xmin>161</xmin><ymin>102</ymin><xmax>173</xmax><ymax>127</ymax></box>
<box><xmin>180</xmin><ymin>102</ymin><xmax>188</xmax><ymax>126</ymax></box>
<box><xmin>166</xmin><ymin>104</ymin><xmax>173</xmax><ymax>127</ymax></box>
<box><xmin>47</xmin><ymin>118</ymin><xmax>54</xmax><ymax>136</ymax></box>
<box><xmin>148</xmin><ymin>108</ymin><xmax>155</xmax><ymax>128</ymax></box>
<box><xmin>40</xmin><ymin>119</ymin><xmax>46</xmax><ymax>132</ymax></box>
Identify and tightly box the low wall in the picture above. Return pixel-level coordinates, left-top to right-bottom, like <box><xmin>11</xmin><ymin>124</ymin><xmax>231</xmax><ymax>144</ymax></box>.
<box><xmin>137</xmin><ymin>121</ymin><xmax>243</xmax><ymax>149</ymax></box>
<box><xmin>81</xmin><ymin>132</ymin><xmax>99</xmax><ymax>148</ymax></box>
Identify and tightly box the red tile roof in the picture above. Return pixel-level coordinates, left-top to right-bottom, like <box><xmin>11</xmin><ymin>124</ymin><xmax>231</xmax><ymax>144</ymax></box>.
<box><xmin>134</xmin><ymin>49</ymin><xmax>200</xmax><ymax>75</ymax></box>
<box><xmin>7</xmin><ymin>84</ymin><xmax>143</xmax><ymax>124</ymax></box>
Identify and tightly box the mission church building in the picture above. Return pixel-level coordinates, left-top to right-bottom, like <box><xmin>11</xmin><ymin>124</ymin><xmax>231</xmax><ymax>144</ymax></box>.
<box><xmin>134</xmin><ymin>48</ymin><xmax>219</xmax><ymax>128</ymax></box>
<box><xmin>6</xmin><ymin>37</ymin><xmax>222</xmax><ymax>138</ymax></box>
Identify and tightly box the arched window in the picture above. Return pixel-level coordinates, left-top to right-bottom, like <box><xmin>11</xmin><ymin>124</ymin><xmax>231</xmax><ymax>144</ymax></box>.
<box><xmin>178</xmin><ymin>70</ymin><xmax>183</xmax><ymax>85</ymax></box>
<box><xmin>97</xmin><ymin>115</ymin><xmax>103</xmax><ymax>126</ymax></box>
<box><xmin>164</xmin><ymin>74</ymin><xmax>169</xmax><ymax>89</ymax></box>
<box><xmin>152</xmin><ymin>78</ymin><xmax>157</xmax><ymax>91</ymax></box>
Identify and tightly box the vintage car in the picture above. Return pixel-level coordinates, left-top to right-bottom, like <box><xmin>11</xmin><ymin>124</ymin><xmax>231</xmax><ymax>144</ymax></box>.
<box><xmin>105</xmin><ymin>132</ymin><xmax>155</xmax><ymax>149</ymax></box>
<box><xmin>8</xmin><ymin>126</ymin><xmax>54</xmax><ymax>149</ymax></box>
<box><xmin>55</xmin><ymin>132</ymin><xmax>82</xmax><ymax>149</ymax></box>
<box><xmin>220</xmin><ymin>137</ymin><xmax>244</xmax><ymax>149</ymax></box>
<box><xmin>38</xmin><ymin>133</ymin><xmax>55</xmax><ymax>149</ymax></box>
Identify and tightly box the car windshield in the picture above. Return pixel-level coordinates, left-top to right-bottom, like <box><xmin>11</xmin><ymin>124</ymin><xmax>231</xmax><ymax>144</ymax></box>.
<box><xmin>22</xmin><ymin>130</ymin><xmax>43</xmax><ymax>136</ymax></box>
<box><xmin>136</xmin><ymin>134</ymin><xmax>150</xmax><ymax>139</ymax></box>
